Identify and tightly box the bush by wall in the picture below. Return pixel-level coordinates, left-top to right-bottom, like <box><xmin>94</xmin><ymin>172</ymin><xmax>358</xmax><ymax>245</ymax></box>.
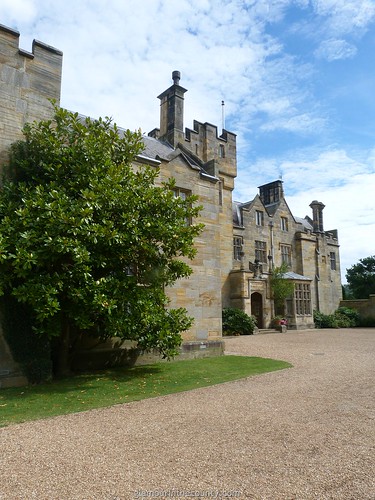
<box><xmin>222</xmin><ymin>308</ymin><xmax>257</xmax><ymax>336</ymax></box>
<box><xmin>314</xmin><ymin>307</ymin><xmax>360</xmax><ymax>329</ymax></box>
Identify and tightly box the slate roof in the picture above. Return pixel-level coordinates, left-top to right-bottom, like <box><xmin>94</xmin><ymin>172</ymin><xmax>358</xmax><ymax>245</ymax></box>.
<box><xmin>233</xmin><ymin>201</ymin><xmax>243</xmax><ymax>227</ymax></box>
<box><xmin>141</xmin><ymin>135</ymin><xmax>174</xmax><ymax>160</ymax></box>
<box><xmin>283</xmin><ymin>271</ymin><xmax>312</xmax><ymax>281</ymax></box>
<box><xmin>295</xmin><ymin>216</ymin><xmax>313</xmax><ymax>231</ymax></box>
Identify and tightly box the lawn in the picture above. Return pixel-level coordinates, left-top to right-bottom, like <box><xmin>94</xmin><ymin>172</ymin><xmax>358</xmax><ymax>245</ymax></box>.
<box><xmin>0</xmin><ymin>355</ymin><xmax>291</xmax><ymax>427</ymax></box>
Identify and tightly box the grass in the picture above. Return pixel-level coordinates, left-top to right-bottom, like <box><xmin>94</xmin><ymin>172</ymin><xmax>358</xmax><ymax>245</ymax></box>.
<box><xmin>0</xmin><ymin>355</ymin><xmax>291</xmax><ymax>427</ymax></box>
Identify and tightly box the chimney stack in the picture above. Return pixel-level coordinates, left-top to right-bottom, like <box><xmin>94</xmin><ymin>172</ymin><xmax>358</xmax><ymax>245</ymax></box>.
<box><xmin>309</xmin><ymin>200</ymin><xmax>325</xmax><ymax>233</ymax></box>
<box><xmin>157</xmin><ymin>70</ymin><xmax>187</xmax><ymax>148</ymax></box>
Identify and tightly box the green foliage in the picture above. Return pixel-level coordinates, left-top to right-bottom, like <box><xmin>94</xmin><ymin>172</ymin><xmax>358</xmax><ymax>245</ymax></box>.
<box><xmin>313</xmin><ymin>310</ymin><xmax>337</xmax><ymax>328</ymax></box>
<box><xmin>270</xmin><ymin>263</ymin><xmax>294</xmax><ymax>314</ymax></box>
<box><xmin>0</xmin><ymin>106</ymin><xmax>203</xmax><ymax>375</ymax></box>
<box><xmin>345</xmin><ymin>255</ymin><xmax>375</xmax><ymax>299</ymax></box>
<box><xmin>342</xmin><ymin>284</ymin><xmax>354</xmax><ymax>300</ymax></box>
<box><xmin>0</xmin><ymin>295</ymin><xmax>52</xmax><ymax>383</ymax></box>
<box><xmin>314</xmin><ymin>307</ymin><xmax>360</xmax><ymax>329</ymax></box>
<box><xmin>335</xmin><ymin>307</ymin><xmax>360</xmax><ymax>326</ymax></box>
<box><xmin>0</xmin><ymin>356</ymin><xmax>292</xmax><ymax>426</ymax></box>
<box><xmin>222</xmin><ymin>308</ymin><xmax>257</xmax><ymax>335</ymax></box>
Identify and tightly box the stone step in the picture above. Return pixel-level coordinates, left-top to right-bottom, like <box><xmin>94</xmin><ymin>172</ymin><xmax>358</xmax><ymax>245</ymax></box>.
<box><xmin>254</xmin><ymin>328</ymin><xmax>281</xmax><ymax>335</ymax></box>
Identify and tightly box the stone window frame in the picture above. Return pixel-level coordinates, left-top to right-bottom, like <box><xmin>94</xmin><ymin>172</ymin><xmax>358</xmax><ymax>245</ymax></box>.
<box><xmin>173</xmin><ymin>187</ymin><xmax>192</xmax><ymax>225</ymax></box>
<box><xmin>280</xmin><ymin>244</ymin><xmax>292</xmax><ymax>267</ymax></box>
<box><xmin>281</xmin><ymin>216</ymin><xmax>289</xmax><ymax>231</ymax></box>
<box><xmin>295</xmin><ymin>282</ymin><xmax>311</xmax><ymax>316</ymax></box>
<box><xmin>255</xmin><ymin>240</ymin><xmax>267</xmax><ymax>263</ymax></box>
<box><xmin>233</xmin><ymin>236</ymin><xmax>243</xmax><ymax>261</ymax></box>
<box><xmin>330</xmin><ymin>252</ymin><xmax>337</xmax><ymax>270</ymax></box>
<box><xmin>256</xmin><ymin>210</ymin><xmax>264</xmax><ymax>226</ymax></box>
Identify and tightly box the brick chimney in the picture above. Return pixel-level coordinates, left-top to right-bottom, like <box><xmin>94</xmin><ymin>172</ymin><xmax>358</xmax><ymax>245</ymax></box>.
<box><xmin>157</xmin><ymin>70</ymin><xmax>187</xmax><ymax>147</ymax></box>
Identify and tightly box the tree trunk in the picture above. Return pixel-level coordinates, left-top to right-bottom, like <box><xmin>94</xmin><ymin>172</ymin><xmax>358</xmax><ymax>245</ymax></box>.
<box><xmin>55</xmin><ymin>313</ymin><xmax>72</xmax><ymax>377</ymax></box>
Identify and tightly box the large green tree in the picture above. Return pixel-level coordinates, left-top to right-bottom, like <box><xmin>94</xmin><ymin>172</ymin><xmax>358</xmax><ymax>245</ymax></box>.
<box><xmin>345</xmin><ymin>255</ymin><xmax>375</xmax><ymax>299</ymax></box>
<box><xmin>0</xmin><ymin>107</ymin><xmax>203</xmax><ymax>376</ymax></box>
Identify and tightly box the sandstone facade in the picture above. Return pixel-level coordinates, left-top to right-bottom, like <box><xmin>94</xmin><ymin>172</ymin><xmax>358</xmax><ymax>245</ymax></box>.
<box><xmin>231</xmin><ymin>183</ymin><xmax>342</xmax><ymax>330</ymax></box>
<box><xmin>0</xmin><ymin>26</ymin><xmax>343</xmax><ymax>384</ymax></box>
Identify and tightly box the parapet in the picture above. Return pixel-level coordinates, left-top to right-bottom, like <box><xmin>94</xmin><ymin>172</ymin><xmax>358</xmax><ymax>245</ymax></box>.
<box><xmin>0</xmin><ymin>24</ymin><xmax>63</xmax><ymax>166</ymax></box>
<box><xmin>184</xmin><ymin>120</ymin><xmax>237</xmax><ymax>179</ymax></box>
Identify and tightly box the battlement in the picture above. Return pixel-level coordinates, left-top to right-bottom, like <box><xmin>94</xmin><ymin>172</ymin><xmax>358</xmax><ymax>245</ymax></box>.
<box><xmin>0</xmin><ymin>24</ymin><xmax>63</xmax><ymax>59</ymax></box>
<box><xmin>325</xmin><ymin>229</ymin><xmax>339</xmax><ymax>245</ymax></box>
<box><xmin>184</xmin><ymin>119</ymin><xmax>236</xmax><ymax>179</ymax></box>
<box><xmin>0</xmin><ymin>24</ymin><xmax>63</xmax><ymax>167</ymax></box>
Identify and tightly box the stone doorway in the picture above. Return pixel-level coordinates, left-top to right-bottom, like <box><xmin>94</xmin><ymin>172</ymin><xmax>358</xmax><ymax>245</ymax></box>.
<box><xmin>251</xmin><ymin>292</ymin><xmax>263</xmax><ymax>329</ymax></box>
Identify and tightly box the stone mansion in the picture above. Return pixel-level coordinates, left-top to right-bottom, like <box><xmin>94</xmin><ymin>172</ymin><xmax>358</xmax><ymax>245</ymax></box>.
<box><xmin>0</xmin><ymin>24</ymin><xmax>342</xmax><ymax>361</ymax></box>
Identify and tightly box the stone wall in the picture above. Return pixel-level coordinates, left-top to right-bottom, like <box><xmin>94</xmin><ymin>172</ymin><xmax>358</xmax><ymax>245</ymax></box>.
<box><xmin>340</xmin><ymin>295</ymin><xmax>375</xmax><ymax>319</ymax></box>
<box><xmin>0</xmin><ymin>24</ymin><xmax>63</xmax><ymax>169</ymax></box>
<box><xmin>0</xmin><ymin>25</ymin><xmax>63</xmax><ymax>387</ymax></box>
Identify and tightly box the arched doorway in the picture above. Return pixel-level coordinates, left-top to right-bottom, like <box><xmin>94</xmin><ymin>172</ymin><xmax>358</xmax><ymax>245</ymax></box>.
<box><xmin>251</xmin><ymin>292</ymin><xmax>263</xmax><ymax>329</ymax></box>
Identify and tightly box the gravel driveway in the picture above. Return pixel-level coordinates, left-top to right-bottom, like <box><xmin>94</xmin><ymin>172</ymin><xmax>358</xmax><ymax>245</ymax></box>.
<box><xmin>0</xmin><ymin>328</ymin><xmax>374</xmax><ymax>499</ymax></box>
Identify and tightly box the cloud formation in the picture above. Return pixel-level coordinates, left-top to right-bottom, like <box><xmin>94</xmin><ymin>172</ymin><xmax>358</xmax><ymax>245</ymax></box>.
<box><xmin>1</xmin><ymin>0</ymin><xmax>375</xmax><ymax>281</ymax></box>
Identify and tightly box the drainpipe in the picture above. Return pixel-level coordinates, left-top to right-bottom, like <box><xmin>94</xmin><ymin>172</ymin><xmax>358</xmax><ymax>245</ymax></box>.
<box><xmin>269</xmin><ymin>220</ymin><xmax>274</xmax><ymax>270</ymax></box>
<box><xmin>268</xmin><ymin>220</ymin><xmax>275</xmax><ymax>321</ymax></box>
<box><xmin>315</xmin><ymin>236</ymin><xmax>321</xmax><ymax>312</ymax></box>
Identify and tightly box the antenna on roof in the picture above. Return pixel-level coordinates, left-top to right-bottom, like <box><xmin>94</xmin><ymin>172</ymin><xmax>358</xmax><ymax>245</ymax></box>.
<box><xmin>221</xmin><ymin>100</ymin><xmax>225</xmax><ymax>131</ymax></box>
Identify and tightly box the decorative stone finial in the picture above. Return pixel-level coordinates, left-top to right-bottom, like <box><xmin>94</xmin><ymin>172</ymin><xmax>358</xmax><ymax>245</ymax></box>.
<box><xmin>172</xmin><ymin>70</ymin><xmax>181</xmax><ymax>85</ymax></box>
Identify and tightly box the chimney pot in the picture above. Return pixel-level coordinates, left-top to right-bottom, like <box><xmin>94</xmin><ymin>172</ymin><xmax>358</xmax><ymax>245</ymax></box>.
<box><xmin>172</xmin><ymin>70</ymin><xmax>181</xmax><ymax>85</ymax></box>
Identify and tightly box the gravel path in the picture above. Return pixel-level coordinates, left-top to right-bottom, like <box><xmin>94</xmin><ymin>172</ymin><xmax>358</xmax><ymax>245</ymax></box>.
<box><xmin>0</xmin><ymin>328</ymin><xmax>374</xmax><ymax>499</ymax></box>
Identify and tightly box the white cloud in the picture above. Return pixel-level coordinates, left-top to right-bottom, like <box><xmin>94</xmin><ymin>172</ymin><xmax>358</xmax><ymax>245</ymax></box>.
<box><xmin>315</xmin><ymin>39</ymin><xmax>357</xmax><ymax>61</ymax></box>
<box><xmin>234</xmin><ymin>147</ymin><xmax>375</xmax><ymax>282</ymax></box>
<box><xmin>0</xmin><ymin>0</ymin><xmax>37</xmax><ymax>26</ymax></box>
<box><xmin>287</xmin><ymin>170</ymin><xmax>375</xmax><ymax>281</ymax></box>
<box><xmin>312</xmin><ymin>0</ymin><xmax>375</xmax><ymax>35</ymax></box>
<box><xmin>1</xmin><ymin>0</ymin><xmax>375</xmax><ymax>283</ymax></box>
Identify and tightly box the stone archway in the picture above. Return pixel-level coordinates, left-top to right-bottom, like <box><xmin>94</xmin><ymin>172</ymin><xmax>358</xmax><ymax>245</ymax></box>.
<box><xmin>251</xmin><ymin>292</ymin><xmax>263</xmax><ymax>329</ymax></box>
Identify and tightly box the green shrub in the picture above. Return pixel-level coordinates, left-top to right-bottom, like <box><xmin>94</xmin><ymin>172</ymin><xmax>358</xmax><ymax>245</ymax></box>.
<box><xmin>222</xmin><ymin>308</ymin><xmax>257</xmax><ymax>336</ymax></box>
<box><xmin>314</xmin><ymin>310</ymin><xmax>338</xmax><ymax>328</ymax></box>
<box><xmin>314</xmin><ymin>307</ymin><xmax>360</xmax><ymax>329</ymax></box>
<box><xmin>335</xmin><ymin>307</ymin><xmax>360</xmax><ymax>326</ymax></box>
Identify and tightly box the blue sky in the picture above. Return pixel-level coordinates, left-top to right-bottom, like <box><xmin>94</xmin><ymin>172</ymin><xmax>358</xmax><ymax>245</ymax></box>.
<box><xmin>1</xmin><ymin>0</ymin><xmax>375</xmax><ymax>283</ymax></box>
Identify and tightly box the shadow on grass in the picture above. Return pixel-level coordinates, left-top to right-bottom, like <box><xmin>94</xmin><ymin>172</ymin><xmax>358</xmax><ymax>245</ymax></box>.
<box><xmin>1</xmin><ymin>364</ymin><xmax>164</xmax><ymax>399</ymax></box>
<box><xmin>0</xmin><ymin>356</ymin><xmax>292</xmax><ymax>427</ymax></box>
